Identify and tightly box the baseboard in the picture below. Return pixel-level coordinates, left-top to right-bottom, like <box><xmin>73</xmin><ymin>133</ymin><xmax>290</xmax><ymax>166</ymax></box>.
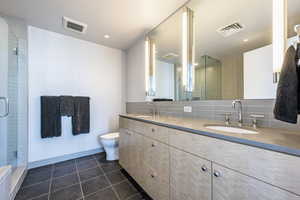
<box><xmin>10</xmin><ymin>166</ymin><xmax>27</xmax><ymax>200</ymax></box>
<box><xmin>28</xmin><ymin>148</ymin><xmax>104</xmax><ymax>169</ymax></box>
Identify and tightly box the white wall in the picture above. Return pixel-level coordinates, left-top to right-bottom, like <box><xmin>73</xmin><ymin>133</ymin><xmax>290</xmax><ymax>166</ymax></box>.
<box><xmin>243</xmin><ymin>37</ymin><xmax>298</xmax><ymax>99</ymax></box>
<box><xmin>28</xmin><ymin>26</ymin><xmax>125</xmax><ymax>163</ymax></box>
<box><xmin>243</xmin><ymin>45</ymin><xmax>276</xmax><ymax>99</ymax></box>
<box><xmin>126</xmin><ymin>39</ymin><xmax>146</xmax><ymax>102</ymax></box>
<box><xmin>155</xmin><ymin>60</ymin><xmax>175</xmax><ymax>99</ymax></box>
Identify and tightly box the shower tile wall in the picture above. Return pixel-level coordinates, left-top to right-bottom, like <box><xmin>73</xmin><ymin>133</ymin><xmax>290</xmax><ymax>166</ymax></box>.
<box><xmin>126</xmin><ymin>100</ymin><xmax>300</xmax><ymax>131</ymax></box>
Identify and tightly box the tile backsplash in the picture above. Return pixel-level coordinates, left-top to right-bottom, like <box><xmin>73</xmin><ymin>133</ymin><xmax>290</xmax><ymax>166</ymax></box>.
<box><xmin>126</xmin><ymin>100</ymin><xmax>300</xmax><ymax>131</ymax></box>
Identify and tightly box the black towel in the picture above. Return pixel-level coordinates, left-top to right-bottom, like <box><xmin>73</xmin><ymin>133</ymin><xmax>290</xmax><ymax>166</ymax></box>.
<box><xmin>152</xmin><ymin>98</ymin><xmax>173</xmax><ymax>102</ymax></box>
<box><xmin>60</xmin><ymin>96</ymin><xmax>74</xmax><ymax>116</ymax></box>
<box><xmin>274</xmin><ymin>46</ymin><xmax>299</xmax><ymax>123</ymax></box>
<box><xmin>72</xmin><ymin>96</ymin><xmax>90</xmax><ymax>135</ymax></box>
<box><xmin>296</xmin><ymin>44</ymin><xmax>300</xmax><ymax>113</ymax></box>
<box><xmin>41</xmin><ymin>96</ymin><xmax>61</xmax><ymax>138</ymax></box>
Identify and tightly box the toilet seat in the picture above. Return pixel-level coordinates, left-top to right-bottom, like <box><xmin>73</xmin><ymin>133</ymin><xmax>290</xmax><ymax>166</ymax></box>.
<box><xmin>100</xmin><ymin>132</ymin><xmax>119</xmax><ymax>140</ymax></box>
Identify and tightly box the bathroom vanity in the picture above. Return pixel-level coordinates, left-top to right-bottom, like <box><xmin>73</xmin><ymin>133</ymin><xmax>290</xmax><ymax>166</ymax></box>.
<box><xmin>119</xmin><ymin>115</ymin><xmax>300</xmax><ymax>200</ymax></box>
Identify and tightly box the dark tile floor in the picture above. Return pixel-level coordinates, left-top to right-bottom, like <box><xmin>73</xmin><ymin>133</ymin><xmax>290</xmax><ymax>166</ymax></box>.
<box><xmin>15</xmin><ymin>153</ymin><xmax>152</xmax><ymax>200</ymax></box>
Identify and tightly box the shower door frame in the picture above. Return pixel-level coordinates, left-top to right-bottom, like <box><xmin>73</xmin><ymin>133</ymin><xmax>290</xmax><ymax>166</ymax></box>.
<box><xmin>0</xmin><ymin>16</ymin><xmax>28</xmax><ymax>200</ymax></box>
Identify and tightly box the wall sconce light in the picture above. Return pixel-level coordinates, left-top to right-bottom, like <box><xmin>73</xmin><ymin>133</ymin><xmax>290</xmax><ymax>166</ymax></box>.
<box><xmin>182</xmin><ymin>7</ymin><xmax>195</xmax><ymax>92</ymax></box>
<box><xmin>272</xmin><ymin>0</ymin><xmax>287</xmax><ymax>83</ymax></box>
<box><xmin>145</xmin><ymin>37</ymin><xmax>156</xmax><ymax>96</ymax></box>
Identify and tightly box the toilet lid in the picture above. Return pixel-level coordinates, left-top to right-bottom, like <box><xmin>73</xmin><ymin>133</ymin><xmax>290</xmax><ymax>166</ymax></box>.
<box><xmin>100</xmin><ymin>132</ymin><xmax>119</xmax><ymax>140</ymax></box>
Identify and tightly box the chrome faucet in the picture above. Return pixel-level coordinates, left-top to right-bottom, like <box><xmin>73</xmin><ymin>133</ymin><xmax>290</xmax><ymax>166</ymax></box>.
<box><xmin>232</xmin><ymin>100</ymin><xmax>243</xmax><ymax>127</ymax></box>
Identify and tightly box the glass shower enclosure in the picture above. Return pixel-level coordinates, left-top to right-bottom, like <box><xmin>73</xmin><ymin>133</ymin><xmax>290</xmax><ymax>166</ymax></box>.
<box><xmin>0</xmin><ymin>16</ymin><xmax>28</xmax><ymax>198</ymax></box>
<box><xmin>193</xmin><ymin>55</ymin><xmax>222</xmax><ymax>100</ymax></box>
<box><xmin>175</xmin><ymin>55</ymin><xmax>222</xmax><ymax>101</ymax></box>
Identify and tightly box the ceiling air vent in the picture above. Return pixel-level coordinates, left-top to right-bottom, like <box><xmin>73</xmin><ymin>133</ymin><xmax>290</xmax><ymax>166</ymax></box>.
<box><xmin>217</xmin><ymin>22</ymin><xmax>244</xmax><ymax>37</ymax></box>
<box><xmin>63</xmin><ymin>17</ymin><xmax>87</xmax><ymax>34</ymax></box>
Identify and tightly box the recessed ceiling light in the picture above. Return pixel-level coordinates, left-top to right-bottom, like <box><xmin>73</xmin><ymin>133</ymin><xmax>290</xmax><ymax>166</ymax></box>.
<box><xmin>243</xmin><ymin>38</ymin><xmax>249</xmax><ymax>42</ymax></box>
<box><xmin>104</xmin><ymin>34</ymin><xmax>110</xmax><ymax>39</ymax></box>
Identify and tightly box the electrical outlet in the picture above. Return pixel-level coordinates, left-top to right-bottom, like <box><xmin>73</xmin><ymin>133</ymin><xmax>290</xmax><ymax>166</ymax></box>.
<box><xmin>184</xmin><ymin>106</ymin><xmax>192</xmax><ymax>113</ymax></box>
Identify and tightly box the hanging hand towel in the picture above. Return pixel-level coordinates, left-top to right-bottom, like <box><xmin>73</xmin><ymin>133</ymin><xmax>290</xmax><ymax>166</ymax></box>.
<box><xmin>274</xmin><ymin>46</ymin><xmax>299</xmax><ymax>123</ymax></box>
<box><xmin>60</xmin><ymin>96</ymin><xmax>74</xmax><ymax>116</ymax></box>
<box><xmin>41</xmin><ymin>96</ymin><xmax>61</xmax><ymax>138</ymax></box>
<box><xmin>72</xmin><ymin>96</ymin><xmax>90</xmax><ymax>135</ymax></box>
<box><xmin>296</xmin><ymin>44</ymin><xmax>300</xmax><ymax>114</ymax></box>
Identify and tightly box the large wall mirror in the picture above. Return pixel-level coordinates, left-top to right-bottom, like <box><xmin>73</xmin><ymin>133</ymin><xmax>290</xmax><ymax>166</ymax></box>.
<box><xmin>287</xmin><ymin>0</ymin><xmax>300</xmax><ymax>50</ymax></box>
<box><xmin>146</xmin><ymin>0</ymin><xmax>282</xmax><ymax>101</ymax></box>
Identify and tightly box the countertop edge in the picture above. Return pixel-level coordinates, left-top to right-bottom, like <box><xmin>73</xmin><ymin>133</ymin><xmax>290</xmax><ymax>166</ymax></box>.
<box><xmin>119</xmin><ymin>114</ymin><xmax>300</xmax><ymax>158</ymax></box>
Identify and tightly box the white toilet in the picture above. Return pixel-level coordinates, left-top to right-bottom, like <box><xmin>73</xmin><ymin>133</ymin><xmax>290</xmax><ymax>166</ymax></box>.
<box><xmin>99</xmin><ymin>132</ymin><xmax>119</xmax><ymax>161</ymax></box>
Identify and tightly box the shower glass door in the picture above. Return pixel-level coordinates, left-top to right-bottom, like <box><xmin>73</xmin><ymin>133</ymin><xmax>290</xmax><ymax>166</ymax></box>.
<box><xmin>7</xmin><ymin>30</ymin><xmax>19</xmax><ymax>172</ymax></box>
<box><xmin>0</xmin><ymin>16</ymin><xmax>27</xmax><ymax>197</ymax></box>
<box><xmin>0</xmin><ymin>20</ymin><xmax>19</xmax><ymax>170</ymax></box>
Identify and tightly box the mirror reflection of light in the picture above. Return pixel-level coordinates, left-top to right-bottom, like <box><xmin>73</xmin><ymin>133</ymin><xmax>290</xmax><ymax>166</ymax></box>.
<box><xmin>145</xmin><ymin>39</ymin><xmax>150</xmax><ymax>95</ymax></box>
<box><xmin>182</xmin><ymin>9</ymin><xmax>188</xmax><ymax>88</ymax></box>
<box><xmin>272</xmin><ymin>0</ymin><xmax>287</xmax><ymax>83</ymax></box>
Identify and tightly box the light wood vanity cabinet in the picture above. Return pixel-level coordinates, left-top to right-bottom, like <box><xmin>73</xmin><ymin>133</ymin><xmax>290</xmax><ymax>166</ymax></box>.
<box><xmin>119</xmin><ymin>118</ymin><xmax>170</xmax><ymax>200</ymax></box>
<box><xmin>119</xmin><ymin>117</ymin><xmax>300</xmax><ymax>200</ymax></box>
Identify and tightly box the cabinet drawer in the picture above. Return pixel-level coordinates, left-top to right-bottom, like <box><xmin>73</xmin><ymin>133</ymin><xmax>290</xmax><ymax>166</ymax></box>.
<box><xmin>143</xmin><ymin>137</ymin><xmax>169</xmax><ymax>183</ymax></box>
<box><xmin>119</xmin><ymin>117</ymin><xmax>129</xmax><ymax>129</ymax></box>
<box><xmin>120</xmin><ymin>117</ymin><xmax>169</xmax><ymax>144</ymax></box>
<box><xmin>143</xmin><ymin>166</ymin><xmax>169</xmax><ymax>200</ymax></box>
<box><xmin>143</xmin><ymin>122</ymin><xmax>169</xmax><ymax>144</ymax></box>
<box><xmin>169</xmin><ymin>129</ymin><xmax>300</xmax><ymax>195</ymax></box>
<box><xmin>213</xmin><ymin>164</ymin><xmax>300</xmax><ymax>200</ymax></box>
<box><xmin>143</xmin><ymin>136</ymin><xmax>170</xmax><ymax>200</ymax></box>
<box><xmin>120</xmin><ymin>117</ymin><xmax>142</xmax><ymax>132</ymax></box>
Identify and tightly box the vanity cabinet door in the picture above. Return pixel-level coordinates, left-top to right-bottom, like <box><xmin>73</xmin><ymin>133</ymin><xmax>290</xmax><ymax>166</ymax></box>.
<box><xmin>130</xmin><ymin>132</ymin><xmax>144</xmax><ymax>186</ymax></box>
<box><xmin>212</xmin><ymin>164</ymin><xmax>300</xmax><ymax>200</ymax></box>
<box><xmin>170</xmin><ymin>147</ymin><xmax>212</xmax><ymax>200</ymax></box>
<box><xmin>119</xmin><ymin>130</ymin><xmax>145</xmax><ymax>185</ymax></box>
<box><xmin>119</xmin><ymin>128</ymin><xmax>130</xmax><ymax>170</ymax></box>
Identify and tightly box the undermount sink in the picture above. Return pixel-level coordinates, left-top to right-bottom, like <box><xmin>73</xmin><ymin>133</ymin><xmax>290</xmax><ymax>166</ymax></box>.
<box><xmin>204</xmin><ymin>125</ymin><xmax>258</xmax><ymax>134</ymax></box>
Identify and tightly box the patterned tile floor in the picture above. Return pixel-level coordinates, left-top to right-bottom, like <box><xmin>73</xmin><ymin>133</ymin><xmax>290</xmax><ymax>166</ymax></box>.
<box><xmin>15</xmin><ymin>153</ymin><xmax>152</xmax><ymax>200</ymax></box>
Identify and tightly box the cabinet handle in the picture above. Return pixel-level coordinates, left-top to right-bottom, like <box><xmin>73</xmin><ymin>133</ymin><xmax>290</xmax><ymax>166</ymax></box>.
<box><xmin>151</xmin><ymin>128</ymin><xmax>155</xmax><ymax>132</ymax></box>
<box><xmin>213</xmin><ymin>170</ymin><xmax>221</xmax><ymax>177</ymax></box>
<box><xmin>201</xmin><ymin>165</ymin><xmax>208</xmax><ymax>172</ymax></box>
<box><xmin>151</xmin><ymin>142</ymin><xmax>156</xmax><ymax>147</ymax></box>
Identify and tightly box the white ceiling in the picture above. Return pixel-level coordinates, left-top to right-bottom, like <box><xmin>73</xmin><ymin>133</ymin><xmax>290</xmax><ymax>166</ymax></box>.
<box><xmin>0</xmin><ymin>0</ymin><xmax>188</xmax><ymax>50</ymax></box>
